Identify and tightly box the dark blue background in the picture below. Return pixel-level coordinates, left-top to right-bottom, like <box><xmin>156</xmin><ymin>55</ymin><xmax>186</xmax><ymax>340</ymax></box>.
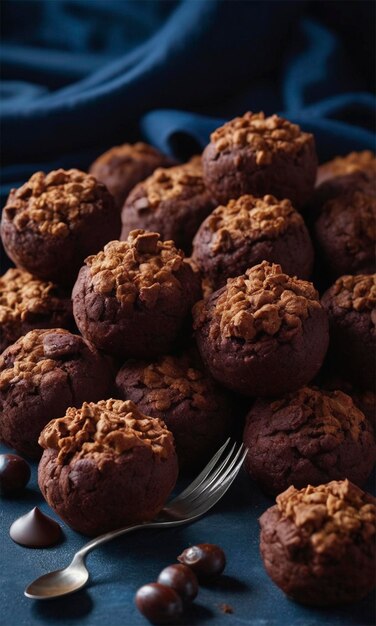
<box><xmin>0</xmin><ymin>2</ymin><xmax>375</xmax><ymax>624</ymax></box>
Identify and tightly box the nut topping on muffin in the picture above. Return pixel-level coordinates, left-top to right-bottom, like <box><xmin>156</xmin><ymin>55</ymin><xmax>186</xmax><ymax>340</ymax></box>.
<box><xmin>276</xmin><ymin>480</ymin><xmax>375</xmax><ymax>555</ymax></box>
<box><xmin>38</xmin><ymin>398</ymin><xmax>178</xmax><ymax>535</ymax></box>
<box><xmin>329</xmin><ymin>274</ymin><xmax>376</xmax><ymax>312</ymax></box>
<box><xmin>0</xmin><ymin>329</ymin><xmax>82</xmax><ymax>391</ymax></box>
<box><xmin>138</xmin><ymin>157</ymin><xmax>205</xmax><ymax>209</ymax></box>
<box><xmin>205</xmin><ymin>195</ymin><xmax>303</xmax><ymax>252</ymax></box>
<box><xmin>86</xmin><ymin>230</ymin><xmax>185</xmax><ymax>311</ymax></box>
<box><xmin>4</xmin><ymin>169</ymin><xmax>110</xmax><ymax>238</ymax></box>
<box><xmin>0</xmin><ymin>269</ymin><xmax>73</xmax><ymax>352</ymax></box>
<box><xmin>39</xmin><ymin>399</ymin><xmax>175</xmax><ymax>465</ymax></box>
<box><xmin>211</xmin><ymin>112</ymin><xmax>310</xmax><ymax>159</ymax></box>
<box><xmin>194</xmin><ymin>262</ymin><xmax>320</xmax><ymax>343</ymax></box>
<box><xmin>260</xmin><ymin>479</ymin><xmax>376</xmax><ymax>605</ymax></box>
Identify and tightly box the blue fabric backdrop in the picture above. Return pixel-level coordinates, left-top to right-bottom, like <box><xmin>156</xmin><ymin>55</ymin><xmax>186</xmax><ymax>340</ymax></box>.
<box><xmin>1</xmin><ymin>0</ymin><xmax>375</xmax><ymax>206</ymax></box>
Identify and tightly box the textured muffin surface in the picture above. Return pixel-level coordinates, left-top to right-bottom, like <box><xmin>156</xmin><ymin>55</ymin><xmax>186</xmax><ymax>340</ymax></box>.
<box><xmin>192</xmin><ymin>194</ymin><xmax>313</xmax><ymax>286</ymax></box>
<box><xmin>73</xmin><ymin>230</ymin><xmax>201</xmax><ymax>358</ymax></box>
<box><xmin>90</xmin><ymin>142</ymin><xmax>173</xmax><ymax>208</ymax></box>
<box><xmin>322</xmin><ymin>274</ymin><xmax>376</xmax><ymax>389</ymax></box>
<box><xmin>244</xmin><ymin>386</ymin><xmax>376</xmax><ymax>494</ymax></box>
<box><xmin>121</xmin><ymin>157</ymin><xmax>214</xmax><ymax>252</ymax></box>
<box><xmin>0</xmin><ymin>329</ymin><xmax>113</xmax><ymax>457</ymax></box>
<box><xmin>0</xmin><ymin>268</ymin><xmax>73</xmax><ymax>352</ymax></box>
<box><xmin>193</xmin><ymin>261</ymin><xmax>328</xmax><ymax>396</ymax></box>
<box><xmin>260</xmin><ymin>480</ymin><xmax>376</xmax><ymax>605</ymax></box>
<box><xmin>202</xmin><ymin>112</ymin><xmax>317</xmax><ymax>207</ymax></box>
<box><xmin>116</xmin><ymin>353</ymin><xmax>231</xmax><ymax>469</ymax></box>
<box><xmin>38</xmin><ymin>399</ymin><xmax>178</xmax><ymax>535</ymax></box>
<box><xmin>1</xmin><ymin>169</ymin><xmax>120</xmax><ymax>284</ymax></box>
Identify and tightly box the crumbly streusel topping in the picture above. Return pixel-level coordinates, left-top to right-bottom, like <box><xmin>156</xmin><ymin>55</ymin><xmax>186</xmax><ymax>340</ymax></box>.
<box><xmin>139</xmin><ymin>355</ymin><xmax>214</xmax><ymax>412</ymax></box>
<box><xmin>38</xmin><ymin>398</ymin><xmax>175</xmax><ymax>464</ymax></box>
<box><xmin>0</xmin><ymin>269</ymin><xmax>63</xmax><ymax>325</ymax></box>
<box><xmin>319</xmin><ymin>151</ymin><xmax>376</xmax><ymax>182</ymax></box>
<box><xmin>0</xmin><ymin>329</ymin><xmax>82</xmax><ymax>391</ymax></box>
<box><xmin>86</xmin><ymin>230</ymin><xmax>185</xmax><ymax>310</ymax></box>
<box><xmin>210</xmin><ymin>112</ymin><xmax>313</xmax><ymax>163</ymax></box>
<box><xmin>277</xmin><ymin>480</ymin><xmax>376</xmax><ymax>557</ymax></box>
<box><xmin>193</xmin><ymin>261</ymin><xmax>321</xmax><ymax>342</ymax></box>
<box><xmin>269</xmin><ymin>387</ymin><xmax>366</xmax><ymax>441</ymax></box>
<box><xmin>329</xmin><ymin>274</ymin><xmax>376</xmax><ymax>313</ymax></box>
<box><xmin>3</xmin><ymin>169</ymin><xmax>111</xmax><ymax>238</ymax></box>
<box><xmin>203</xmin><ymin>194</ymin><xmax>303</xmax><ymax>254</ymax></box>
<box><xmin>133</xmin><ymin>156</ymin><xmax>205</xmax><ymax>210</ymax></box>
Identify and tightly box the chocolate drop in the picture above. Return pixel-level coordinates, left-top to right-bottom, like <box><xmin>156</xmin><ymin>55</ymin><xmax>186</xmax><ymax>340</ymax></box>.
<box><xmin>10</xmin><ymin>507</ymin><xmax>63</xmax><ymax>548</ymax></box>
<box><xmin>0</xmin><ymin>454</ymin><xmax>30</xmax><ymax>494</ymax></box>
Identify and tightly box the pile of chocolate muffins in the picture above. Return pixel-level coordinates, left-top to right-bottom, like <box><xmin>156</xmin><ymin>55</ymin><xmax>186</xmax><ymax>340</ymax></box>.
<box><xmin>1</xmin><ymin>112</ymin><xmax>375</xmax><ymax>606</ymax></box>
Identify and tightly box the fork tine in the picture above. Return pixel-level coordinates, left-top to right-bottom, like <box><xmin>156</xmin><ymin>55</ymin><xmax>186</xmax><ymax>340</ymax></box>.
<box><xmin>181</xmin><ymin>449</ymin><xmax>248</xmax><ymax>518</ymax></box>
<box><xmin>168</xmin><ymin>438</ymin><xmax>232</xmax><ymax>504</ymax></box>
<box><xmin>184</xmin><ymin>443</ymin><xmax>245</xmax><ymax>505</ymax></box>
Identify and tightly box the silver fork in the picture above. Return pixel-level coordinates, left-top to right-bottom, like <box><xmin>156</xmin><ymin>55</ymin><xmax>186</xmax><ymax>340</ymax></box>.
<box><xmin>25</xmin><ymin>439</ymin><xmax>247</xmax><ymax>599</ymax></box>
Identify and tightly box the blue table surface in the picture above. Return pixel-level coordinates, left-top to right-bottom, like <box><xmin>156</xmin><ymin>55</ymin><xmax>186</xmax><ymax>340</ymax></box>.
<box><xmin>0</xmin><ymin>442</ymin><xmax>375</xmax><ymax>626</ymax></box>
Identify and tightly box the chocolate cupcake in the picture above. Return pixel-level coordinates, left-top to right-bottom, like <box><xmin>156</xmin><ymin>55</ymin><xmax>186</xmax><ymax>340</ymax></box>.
<box><xmin>192</xmin><ymin>194</ymin><xmax>313</xmax><ymax>289</ymax></box>
<box><xmin>316</xmin><ymin>150</ymin><xmax>376</xmax><ymax>186</ymax></box>
<box><xmin>321</xmin><ymin>373</ymin><xmax>376</xmax><ymax>430</ymax></box>
<box><xmin>313</xmin><ymin>171</ymin><xmax>376</xmax><ymax>278</ymax></box>
<box><xmin>193</xmin><ymin>262</ymin><xmax>328</xmax><ymax>397</ymax></box>
<box><xmin>0</xmin><ymin>329</ymin><xmax>113</xmax><ymax>457</ymax></box>
<box><xmin>38</xmin><ymin>399</ymin><xmax>178</xmax><ymax>536</ymax></box>
<box><xmin>89</xmin><ymin>142</ymin><xmax>174</xmax><ymax>209</ymax></box>
<box><xmin>115</xmin><ymin>353</ymin><xmax>232</xmax><ymax>470</ymax></box>
<box><xmin>260</xmin><ymin>480</ymin><xmax>376</xmax><ymax>606</ymax></box>
<box><xmin>73</xmin><ymin>230</ymin><xmax>201</xmax><ymax>359</ymax></box>
<box><xmin>120</xmin><ymin>157</ymin><xmax>214</xmax><ymax>253</ymax></box>
<box><xmin>0</xmin><ymin>268</ymin><xmax>74</xmax><ymax>353</ymax></box>
<box><xmin>322</xmin><ymin>274</ymin><xmax>375</xmax><ymax>389</ymax></box>
<box><xmin>202</xmin><ymin>112</ymin><xmax>317</xmax><ymax>208</ymax></box>
<box><xmin>243</xmin><ymin>387</ymin><xmax>376</xmax><ymax>495</ymax></box>
<box><xmin>1</xmin><ymin>169</ymin><xmax>120</xmax><ymax>285</ymax></box>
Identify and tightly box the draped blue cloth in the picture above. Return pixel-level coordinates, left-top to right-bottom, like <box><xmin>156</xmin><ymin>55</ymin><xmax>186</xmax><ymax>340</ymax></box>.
<box><xmin>1</xmin><ymin>0</ymin><xmax>375</xmax><ymax>206</ymax></box>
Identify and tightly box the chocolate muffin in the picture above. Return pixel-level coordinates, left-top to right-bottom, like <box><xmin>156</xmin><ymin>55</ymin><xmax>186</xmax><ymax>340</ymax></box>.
<box><xmin>0</xmin><ymin>329</ymin><xmax>113</xmax><ymax>458</ymax></box>
<box><xmin>322</xmin><ymin>274</ymin><xmax>376</xmax><ymax>389</ymax></box>
<box><xmin>89</xmin><ymin>142</ymin><xmax>174</xmax><ymax>209</ymax></box>
<box><xmin>73</xmin><ymin>230</ymin><xmax>201</xmax><ymax>359</ymax></box>
<box><xmin>193</xmin><ymin>262</ymin><xmax>328</xmax><ymax>397</ymax></box>
<box><xmin>259</xmin><ymin>480</ymin><xmax>376</xmax><ymax>606</ymax></box>
<box><xmin>202</xmin><ymin>112</ymin><xmax>317</xmax><ymax>208</ymax></box>
<box><xmin>243</xmin><ymin>387</ymin><xmax>376</xmax><ymax>495</ymax></box>
<box><xmin>115</xmin><ymin>353</ymin><xmax>232</xmax><ymax>470</ymax></box>
<box><xmin>1</xmin><ymin>169</ymin><xmax>120</xmax><ymax>285</ymax></box>
<box><xmin>120</xmin><ymin>157</ymin><xmax>215</xmax><ymax>253</ymax></box>
<box><xmin>0</xmin><ymin>269</ymin><xmax>74</xmax><ymax>354</ymax></box>
<box><xmin>313</xmin><ymin>171</ymin><xmax>376</xmax><ymax>277</ymax></box>
<box><xmin>38</xmin><ymin>399</ymin><xmax>178</xmax><ymax>536</ymax></box>
<box><xmin>316</xmin><ymin>150</ymin><xmax>376</xmax><ymax>186</ymax></box>
<box><xmin>321</xmin><ymin>373</ymin><xmax>376</xmax><ymax>430</ymax></box>
<box><xmin>192</xmin><ymin>194</ymin><xmax>314</xmax><ymax>289</ymax></box>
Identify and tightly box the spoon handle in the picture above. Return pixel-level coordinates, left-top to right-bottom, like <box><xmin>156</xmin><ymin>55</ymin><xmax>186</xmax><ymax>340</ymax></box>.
<box><xmin>75</xmin><ymin>520</ymin><xmax>167</xmax><ymax>560</ymax></box>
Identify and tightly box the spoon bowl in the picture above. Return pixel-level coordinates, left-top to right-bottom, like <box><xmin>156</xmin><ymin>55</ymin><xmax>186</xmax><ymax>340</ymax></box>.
<box><xmin>25</xmin><ymin>558</ymin><xmax>89</xmax><ymax>599</ymax></box>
